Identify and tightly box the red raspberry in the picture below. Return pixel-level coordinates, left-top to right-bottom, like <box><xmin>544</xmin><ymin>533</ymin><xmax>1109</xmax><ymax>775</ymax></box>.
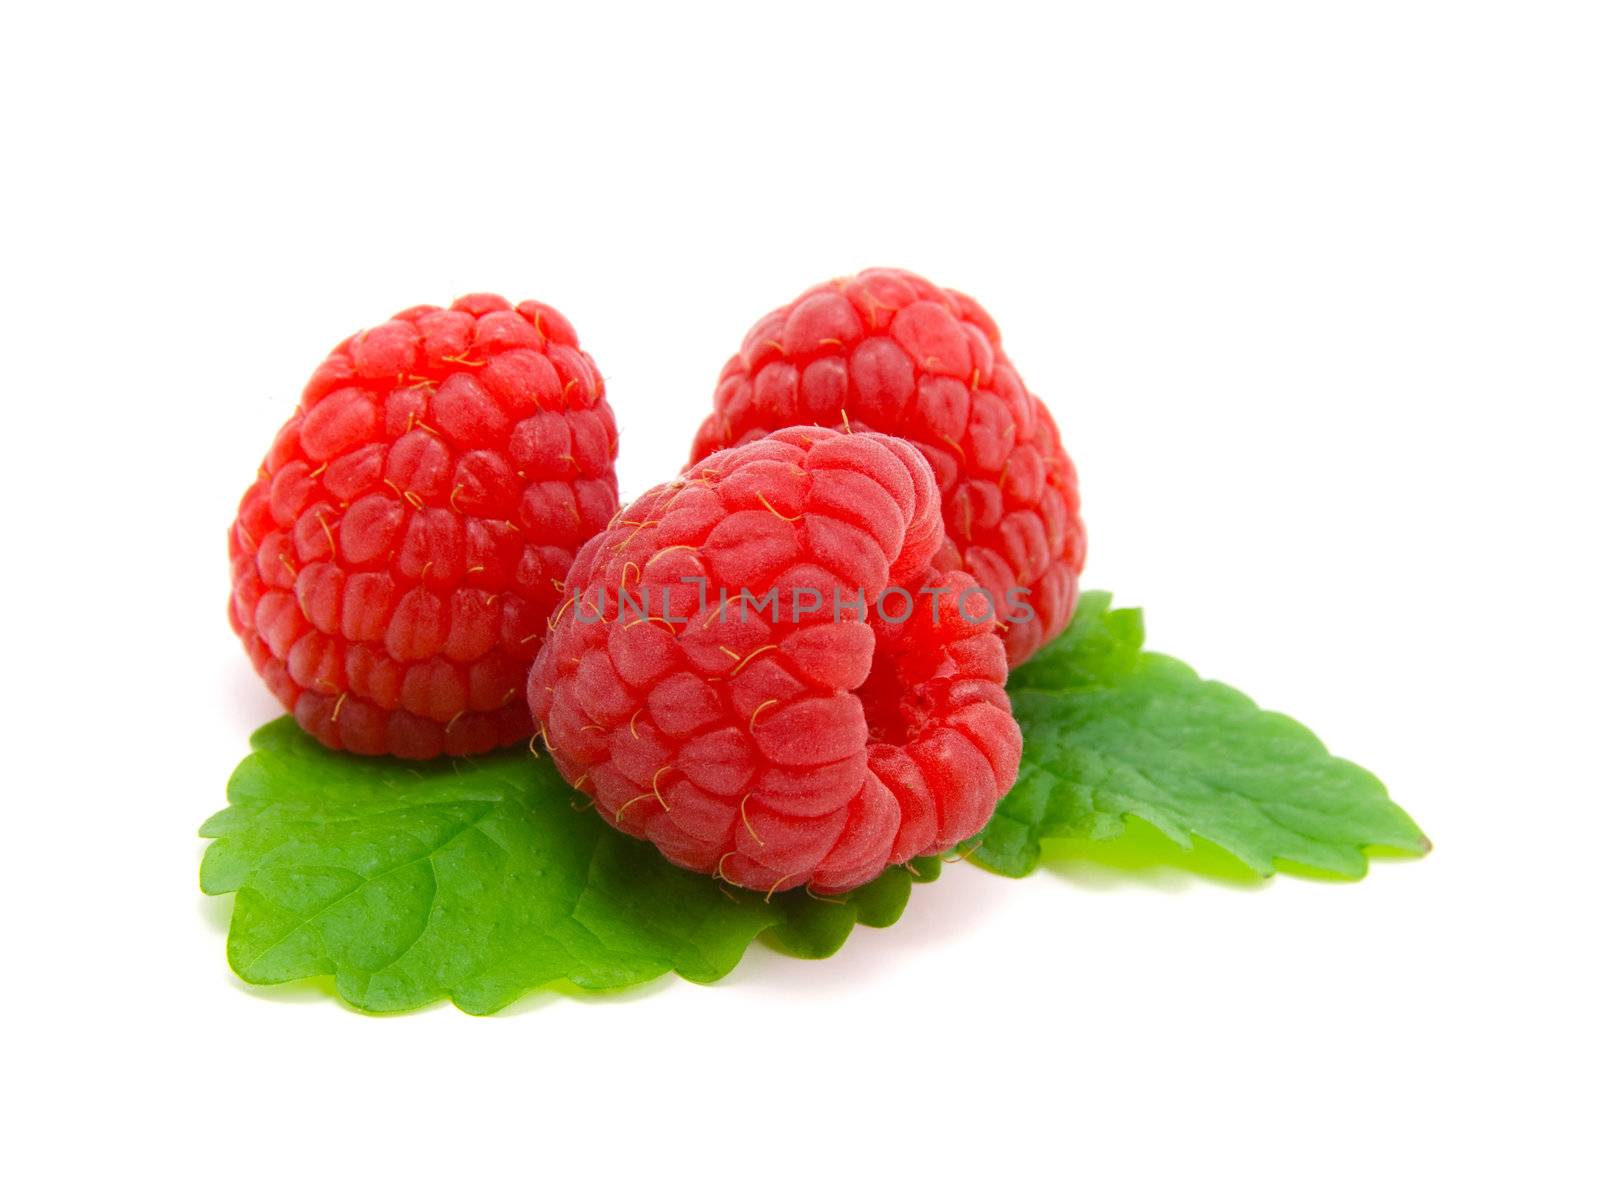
<box><xmin>689</xmin><ymin>268</ymin><xmax>1086</xmax><ymax>666</ymax></box>
<box><xmin>229</xmin><ymin>293</ymin><xmax>619</xmax><ymax>759</ymax></box>
<box><xmin>528</xmin><ymin>428</ymin><xmax>1022</xmax><ymax>894</ymax></box>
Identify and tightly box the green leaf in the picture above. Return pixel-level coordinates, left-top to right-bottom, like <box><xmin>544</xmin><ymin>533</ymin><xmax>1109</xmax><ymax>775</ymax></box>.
<box><xmin>202</xmin><ymin>591</ymin><xmax>1428</xmax><ymax>1014</ymax></box>
<box><xmin>763</xmin><ymin>855</ymin><xmax>941</xmax><ymax>958</ymax></box>
<box><xmin>200</xmin><ymin>719</ymin><xmax>931</xmax><ymax>1014</ymax></box>
<box><xmin>973</xmin><ymin>591</ymin><xmax>1430</xmax><ymax>879</ymax></box>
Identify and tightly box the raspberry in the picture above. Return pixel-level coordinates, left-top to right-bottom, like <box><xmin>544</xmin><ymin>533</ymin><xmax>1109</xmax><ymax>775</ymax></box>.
<box><xmin>528</xmin><ymin>427</ymin><xmax>1022</xmax><ymax>894</ymax></box>
<box><xmin>689</xmin><ymin>268</ymin><xmax>1086</xmax><ymax>666</ymax></box>
<box><xmin>229</xmin><ymin>293</ymin><xmax>619</xmax><ymax>759</ymax></box>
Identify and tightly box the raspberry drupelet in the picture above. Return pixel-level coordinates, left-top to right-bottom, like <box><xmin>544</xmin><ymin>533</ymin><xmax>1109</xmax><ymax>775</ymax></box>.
<box><xmin>528</xmin><ymin>427</ymin><xmax>1022</xmax><ymax>894</ymax></box>
<box><xmin>689</xmin><ymin>267</ymin><xmax>1086</xmax><ymax>667</ymax></box>
<box><xmin>229</xmin><ymin>293</ymin><xmax>619</xmax><ymax>759</ymax></box>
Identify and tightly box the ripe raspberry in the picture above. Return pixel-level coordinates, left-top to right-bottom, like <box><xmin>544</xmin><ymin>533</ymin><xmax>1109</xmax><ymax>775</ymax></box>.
<box><xmin>229</xmin><ymin>293</ymin><xmax>619</xmax><ymax>759</ymax></box>
<box><xmin>689</xmin><ymin>268</ymin><xmax>1086</xmax><ymax>666</ymax></box>
<box><xmin>528</xmin><ymin>427</ymin><xmax>1022</xmax><ymax>894</ymax></box>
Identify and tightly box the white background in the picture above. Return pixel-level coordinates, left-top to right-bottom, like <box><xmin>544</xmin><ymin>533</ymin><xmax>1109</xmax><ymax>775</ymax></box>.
<box><xmin>3</xmin><ymin>2</ymin><xmax>1595</xmax><ymax>1196</ymax></box>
